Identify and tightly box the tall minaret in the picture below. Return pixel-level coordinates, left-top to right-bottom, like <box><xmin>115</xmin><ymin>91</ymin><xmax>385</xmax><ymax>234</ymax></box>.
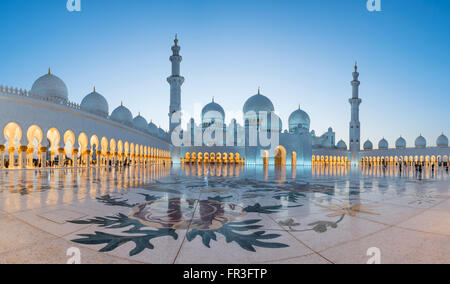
<box><xmin>349</xmin><ymin>62</ymin><xmax>362</xmax><ymax>165</ymax></box>
<box><xmin>167</xmin><ymin>34</ymin><xmax>185</xmax><ymax>133</ymax></box>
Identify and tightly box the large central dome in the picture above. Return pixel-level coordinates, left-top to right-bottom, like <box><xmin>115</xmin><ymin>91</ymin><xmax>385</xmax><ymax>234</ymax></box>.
<box><xmin>243</xmin><ymin>90</ymin><xmax>275</xmax><ymax>114</ymax></box>
<box><xmin>31</xmin><ymin>69</ymin><xmax>68</xmax><ymax>102</ymax></box>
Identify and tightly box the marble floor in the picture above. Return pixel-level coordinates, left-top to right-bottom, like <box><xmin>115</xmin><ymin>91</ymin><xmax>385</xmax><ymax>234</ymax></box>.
<box><xmin>0</xmin><ymin>164</ymin><xmax>448</xmax><ymax>264</ymax></box>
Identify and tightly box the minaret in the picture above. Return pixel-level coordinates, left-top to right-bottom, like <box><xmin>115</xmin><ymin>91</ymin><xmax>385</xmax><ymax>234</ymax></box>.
<box><xmin>167</xmin><ymin>34</ymin><xmax>185</xmax><ymax>133</ymax></box>
<box><xmin>349</xmin><ymin>62</ymin><xmax>362</xmax><ymax>165</ymax></box>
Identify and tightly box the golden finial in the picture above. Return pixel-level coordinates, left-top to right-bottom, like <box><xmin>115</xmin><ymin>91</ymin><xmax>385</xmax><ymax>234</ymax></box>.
<box><xmin>258</xmin><ymin>87</ymin><xmax>261</xmax><ymax>95</ymax></box>
<box><xmin>93</xmin><ymin>86</ymin><xmax>96</xmax><ymax>93</ymax></box>
<box><xmin>174</xmin><ymin>34</ymin><xmax>179</xmax><ymax>45</ymax></box>
<box><xmin>212</xmin><ymin>97</ymin><xmax>215</xmax><ymax>103</ymax></box>
<box><xmin>299</xmin><ymin>104</ymin><xmax>301</xmax><ymax>110</ymax></box>
<box><xmin>121</xmin><ymin>101</ymin><xmax>123</xmax><ymax>106</ymax></box>
<box><xmin>354</xmin><ymin>61</ymin><xmax>358</xmax><ymax>72</ymax></box>
<box><xmin>48</xmin><ymin>68</ymin><xmax>51</xmax><ymax>75</ymax></box>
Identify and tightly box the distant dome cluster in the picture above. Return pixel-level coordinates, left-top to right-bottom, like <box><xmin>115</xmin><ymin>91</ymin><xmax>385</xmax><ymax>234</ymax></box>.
<box><xmin>362</xmin><ymin>134</ymin><xmax>449</xmax><ymax>150</ymax></box>
<box><xmin>29</xmin><ymin>69</ymin><xmax>168</xmax><ymax>140</ymax></box>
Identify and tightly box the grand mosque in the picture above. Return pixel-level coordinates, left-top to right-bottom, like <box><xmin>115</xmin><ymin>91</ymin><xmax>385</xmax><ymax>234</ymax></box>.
<box><xmin>0</xmin><ymin>36</ymin><xmax>448</xmax><ymax>169</ymax></box>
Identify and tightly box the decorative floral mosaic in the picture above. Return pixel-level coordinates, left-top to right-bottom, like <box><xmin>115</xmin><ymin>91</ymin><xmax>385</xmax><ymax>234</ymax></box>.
<box><xmin>68</xmin><ymin>176</ymin><xmax>381</xmax><ymax>256</ymax></box>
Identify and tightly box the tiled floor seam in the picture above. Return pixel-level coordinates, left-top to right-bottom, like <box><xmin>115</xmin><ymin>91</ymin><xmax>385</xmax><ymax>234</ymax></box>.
<box><xmin>172</xmin><ymin>192</ymin><xmax>202</xmax><ymax>264</ymax></box>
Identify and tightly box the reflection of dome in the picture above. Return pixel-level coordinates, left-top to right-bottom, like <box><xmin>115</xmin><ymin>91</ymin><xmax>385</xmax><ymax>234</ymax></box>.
<box><xmin>436</xmin><ymin>133</ymin><xmax>448</xmax><ymax>148</ymax></box>
<box><xmin>31</xmin><ymin>69</ymin><xmax>68</xmax><ymax>102</ymax></box>
<box><xmin>378</xmin><ymin>138</ymin><xmax>388</xmax><ymax>149</ymax></box>
<box><xmin>243</xmin><ymin>90</ymin><xmax>275</xmax><ymax>114</ymax></box>
<box><xmin>336</xmin><ymin>140</ymin><xmax>347</xmax><ymax>150</ymax></box>
<box><xmin>415</xmin><ymin>135</ymin><xmax>426</xmax><ymax>148</ymax></box>
<box><xmin>395</xmin><ymin>136</ymin><xmax>406</xmax><ymax>149</ymax></box>
<box><xmin>202</xmin><ymin>99</ymin><xmax>225</xmax><ymax>120</ymax></box>
<box><xmin>133</xmin><ymin>114</ymin><xmax>148</xmax><ymax>131</ymax></box>
<box><xmin>363</xmin><ymin>140</ymin><xmax>373</xmax><ymax>150</ymax></box>
<box><xmin>147</xmin><ymin>121</ymin><xmax>158</xmax><ymax>134</ymax></box>
<box><xmin>288</xmin><ymin>106</ymin><xmax>310</xmax><ymax>132</ymax></box>
<box><xmin>80</xmin><ymin>88</ymin><xmax>109</xmax><ymax>117</ymax></box>
<box><xmin>111</xmin><ymin>103</ymin><xmax>133</xmax><ymax>126</ymax></box>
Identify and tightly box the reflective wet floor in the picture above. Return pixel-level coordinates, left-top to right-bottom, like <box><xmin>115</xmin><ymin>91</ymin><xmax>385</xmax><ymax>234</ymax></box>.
<box><xmin>0</xmin><ymin>164</ymin><xmax>449</xmax><ymax>264</ymax></box>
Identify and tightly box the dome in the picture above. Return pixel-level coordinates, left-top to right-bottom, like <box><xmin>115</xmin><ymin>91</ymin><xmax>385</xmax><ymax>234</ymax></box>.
<box><xmin>111</xmin><ymin>103</ymin><xmax>133</xmax><ymax>126</ymax></box>
<box><xmin>243</xmin><ymin>90</ymin><xmax>275</xmax><ymax>114</ymax></box>
<box><xmin>80</xmin><ymin>88</ymin><xmax>109</xmax><ymax>117</ymax></box>
<box><xmin>363</xmin><ymin>140</ymin><xmax>373</xmax><ymax>150</ymax></box>
<box><xmin>147</xmin><ymin>121</ymin><xmax>158</xmax><ymax>134</ymax></box>
<box><xmin>395</xmin><ymin>136</ymin><xmax>406</xmax><ymax>149</ymax></box>
<box><xmin>415</xmin><ymin>135</ymin><xmax>427</xmax><ymax>148</ymax></box>
<box><xmin>378</xmin><ymin>138</ymin><xmax>388</xmax><ymax>149</ymax></box>
<box><xmin>436</xmin><ymin>133</ymin><xmax>448</xmax><ymax>148</ymax></box>
<box><xmin>133</xmin><ymin>114</ymin><xmax>148</xmax><ymax>131</ymax></box>
<box><xmin>260</xmin><ymin>112</ymin><xmax>282</xmax><ymax>133</ymax></box>
<box><xmin>31</xmin><ymin>69</ymin><xmax>68</xmax><ymax>102</ymax></box>
<box><xmin>202</xmin><ymin>99</ymin><xmax>225</xmax><ymax>120</ymax></box>
<box><xmin>288</xmin><ymin>106</ymin><xmax>311</xmax><ymax>132</ymax></box>
<box><xmin>336</xmin><ymin>140</ymin><xmax>347</xmax><ymax>150</ymax></box>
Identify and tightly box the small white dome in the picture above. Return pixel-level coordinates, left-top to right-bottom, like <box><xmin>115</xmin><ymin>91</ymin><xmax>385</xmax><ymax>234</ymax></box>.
<box><xmin>111</xmin><ymin>104</ymin><xmax>133</xmax><ymax>126</ymax></box>
<box><xmin>436</xmin><ymin>133</ymin><xmax>448</xmax><ymax>148</ymax></box>
<box><xmin>147</xmin><ymin>121</ymin><xmax>158</xmax><ymax>134</ymax></box>
<box><xmin>415</xmin><ymin>135</ymin><xmax>427</xmax><ymax>148</ymax></box>
<box><xmin>395</xmin><ymin>136</ymin><xmax>406</xmax><ymax>149</ymax></box>
<box><xmin>133</xmin><ymin>114</ymin><xmax>148</xmax><ymax>131</ymax></box>
<box><xmin>243</xmin><ymin>90</ymin><xmax>275</xmax><ymax>114</ymax></box>
<box><xmin>289</xmin><ymin>106</ymin><xmax>310</xmax><ymax>132</ymax></box>
<box><xmin>336</xmin><ymin>140</ymin><xmax>347</xmax><ymax>150</ymax></box>
<box><xmin>363</xmin><ymin>140</ymin><xmax>373</xmax><ymax>150</ymax></box>
<box><xmin>80</xmin><ymin>88</ymin><xmax>109</xmax><ymax>117</ymax></box>
<box><xmin>31</xmin><ymin>69</ymin><xmax>68</xmax><ymax>102</ymax></box>
<box><xmin>378</xmin><ymin>138</ymin><xmax>388</xmax><ymax>149</ymax></box>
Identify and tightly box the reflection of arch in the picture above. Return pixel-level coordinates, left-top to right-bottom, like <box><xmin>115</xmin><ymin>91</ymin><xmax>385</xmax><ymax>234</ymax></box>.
<box><xmin>47</xmin><ymin>128</ymin><xmax>61</xmax><ymax>154</ymax></box>
<box><xmin>292</xmin><ymin>152</ymin><xmax>297</xmax><ymax>166</ymax></box>
<box><xmin>275</xmin><ymin>146</ymin><xmax>286</xmax><ymax>166</ymax></box>
<box><xmin>27</xmin><ymin>125</ymin><xmax>43</xmax><ymax>148</ymax></box>
<box><xmin>263</xmin><ymin>150</ymin><xmax>269</xmax><ymax>166</ymax></box>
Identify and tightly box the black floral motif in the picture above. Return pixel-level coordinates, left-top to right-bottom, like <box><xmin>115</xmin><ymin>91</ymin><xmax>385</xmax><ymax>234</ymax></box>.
<box><xmin>186</xmin><ymin>219</ymin><xmax>289</xmax><ymax>252</ymax></box>
<box><xmin>243</xmin><ymin>203</ymin><xmax>301</xmax><ymax>214</ymax></box>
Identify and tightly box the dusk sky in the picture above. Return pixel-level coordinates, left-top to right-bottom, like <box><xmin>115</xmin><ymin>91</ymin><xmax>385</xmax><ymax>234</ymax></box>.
<box><xmin>0</xmin><ymin>0</ymin><xmax>449</xmax><ymax>147</ymax></box>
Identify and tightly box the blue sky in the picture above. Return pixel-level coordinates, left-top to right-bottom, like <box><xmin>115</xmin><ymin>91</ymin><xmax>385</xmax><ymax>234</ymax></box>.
<box><xmin>0</xmin><ymin>0</ymin><xmax>449</xmax><ymax>147</ymax></box>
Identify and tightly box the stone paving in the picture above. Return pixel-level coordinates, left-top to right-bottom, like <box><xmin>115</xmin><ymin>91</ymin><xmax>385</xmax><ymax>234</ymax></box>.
<box><xmin>0</xmin><ymin>164</ymin><xmax>448</xmax><ymax>264</ymax></box>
